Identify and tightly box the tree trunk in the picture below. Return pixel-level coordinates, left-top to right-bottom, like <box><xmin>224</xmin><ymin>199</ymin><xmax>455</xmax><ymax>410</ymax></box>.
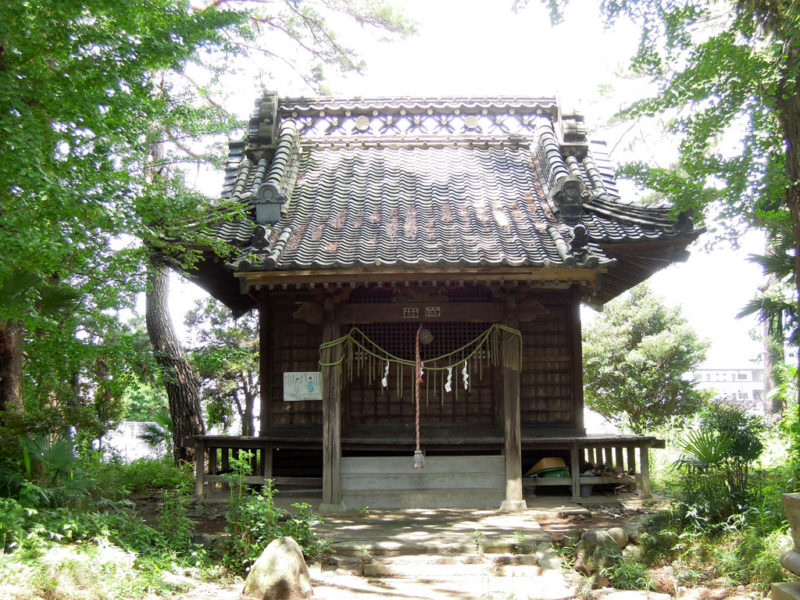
<box><xmin>242</xmin><ymin>373</ymin><xmax>255</xmax><ymax>436</ymax></box>
<box><xmin>146</xmin><ymin>255</ymin><xmax>204</xmax><ymax>464</ymax></box>
<box><xmin>762</xmin><ymin>289</ymin><xmax>785</xmax><ymax>419</ymax></box>
<box><xmin>0</xmin><ymin>319</ymin><xmax>23</xmax><ymax>414</ymax></box>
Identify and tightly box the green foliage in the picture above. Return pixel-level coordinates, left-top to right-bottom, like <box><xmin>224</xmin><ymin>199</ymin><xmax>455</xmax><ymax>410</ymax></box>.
<box><xmin>0</xmin><ymin>497</ymin><xmax>31</xmax><ymax>553</ymax></box>
<box><xmin>0</xmin><ymin>0</ymin><xmax>249</xmax><ymax>417</ymax></box>
<box><xmin>158</xmin><ymin>486</ymin><xmax>197</xmax><ymax>557</ymax></box>
<box><xmin>121</xmin><ymin>380</ymin><xmax>169</xmax><ymax>422</ymax></box>
<box><xmin>138</xmin><ymin>410</ymin><xmax>173</xmax><ymax>458</ymax></box>
<box><xmin>222</xmin><ymin>452</ymin><xmax>329</xmax><ymax>574</ymax></box>
<box><xmin>0</xmin><ymin>435</ymin><xmax>96</xmax><ymax>510</ymax></box>
<box><xmin>184</xmin><ymin>298</ymin><xmax>259</xmax><ymax>435</ymax></box>
<box><xmin>91</xmin><ymin>456</ymin><xmax>193</xmax><ymax>496</ymax></box>
<box><xmin>671</xmin><ymin>403</ymin><xmax>765</xmax><ymax>527</ymax></box>
<box><xmin>583</xmin><ymin>283</ymin><xmax>710</xmax><ymax>433</ymax></box>
<box><xmin>600</xmin><ymin>557</ymin><xmax>657</xmax><ymax>591</ymax></box>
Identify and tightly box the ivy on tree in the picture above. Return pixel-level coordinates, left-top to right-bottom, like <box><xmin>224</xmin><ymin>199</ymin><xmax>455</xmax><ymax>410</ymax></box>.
<box><xmin>583</xmin><ymin>284</ymin><xmax>710</xmax><ymax>433</ymax></box>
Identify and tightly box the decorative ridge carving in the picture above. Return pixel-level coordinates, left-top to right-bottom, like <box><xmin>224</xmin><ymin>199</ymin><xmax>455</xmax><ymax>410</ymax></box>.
<box><xmin>550</xmin><ymin>176</ymin><xmax>592</xmax><ymax>226</ymax></box>
<box><xmin>277</xmin><ymin>96</ymin><xmax>560</xmax><ymax>117</ymax></box>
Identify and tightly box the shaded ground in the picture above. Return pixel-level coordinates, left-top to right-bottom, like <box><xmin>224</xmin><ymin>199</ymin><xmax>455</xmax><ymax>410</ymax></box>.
<box><xmin>131</xmin><ymin>489</ymin><xmax>657</xmax><ymax>541</ymax></box>
<box><xmin>124</xmin><ymin>493</ymin><xmax>769</xmax><ymax>599</ymax></box>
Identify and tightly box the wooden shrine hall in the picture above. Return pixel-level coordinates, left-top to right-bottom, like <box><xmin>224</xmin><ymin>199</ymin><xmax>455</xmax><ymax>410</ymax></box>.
<box><xmin>187</xmin><ymin>94</ymin><xmax>701</xmax><ymax>511</ymax></box>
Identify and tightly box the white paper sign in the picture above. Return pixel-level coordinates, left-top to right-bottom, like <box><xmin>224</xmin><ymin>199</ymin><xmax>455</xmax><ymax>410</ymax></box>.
<box><xmin>283</xmin><ymin>372</ymin><xmax>323</xmax><ymax>401</ymax></box>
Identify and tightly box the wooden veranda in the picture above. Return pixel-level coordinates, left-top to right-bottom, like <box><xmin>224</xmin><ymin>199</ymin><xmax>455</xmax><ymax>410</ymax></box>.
<box><xmin>191</xmin><ymin>431</ymin><xmax>663</xmax><ymax>503</ymax></box>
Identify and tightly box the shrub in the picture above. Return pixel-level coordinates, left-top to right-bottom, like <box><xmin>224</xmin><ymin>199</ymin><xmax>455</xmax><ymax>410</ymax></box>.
<box><xmin>158</xmin><ymin>486</ymin><xmax>196</xmax><ymax>556</ymax></box>
<box><xmin>91</xmin><ymin>456</ymin><xmax>192</xmax><ymax>494</ymax></box>
<box><xmin>671</xmin><ymin>403</ymin><xmax>764</xmax><ymax>527</ymax></box>
<box><xmin>601</xmin><ymin>556</ymin><xmax>656</xmax><ymax>591</ymax></box>
<box><xmin>222</xmin><ymin>453</ymin><xmax>329</xmax><ymax>575</ymax></box>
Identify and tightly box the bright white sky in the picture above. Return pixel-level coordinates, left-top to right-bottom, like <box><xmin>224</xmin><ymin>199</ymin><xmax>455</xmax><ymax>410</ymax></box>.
<box><xmin>172</xmin><ymin>0</ymin><xmax>765</xmax><ymax>368</ymax></box>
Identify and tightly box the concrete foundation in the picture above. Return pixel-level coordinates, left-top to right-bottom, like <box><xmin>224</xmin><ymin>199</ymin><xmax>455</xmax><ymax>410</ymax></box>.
<box><xmin>340</xmin><ymin>455</ymin><xmax>505</xmax><ymax>510</ymax></box>
<box><xmin>772</xmin><ymin>582</ymin><xmax>800</xmax><ymax>600</ymax></box>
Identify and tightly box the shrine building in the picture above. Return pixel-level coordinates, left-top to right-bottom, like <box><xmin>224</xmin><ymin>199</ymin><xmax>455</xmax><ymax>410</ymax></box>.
<box><xmin>187</xmin><ymin>94</ymin><xmax>701</xmax><ymax>511</ymax></box>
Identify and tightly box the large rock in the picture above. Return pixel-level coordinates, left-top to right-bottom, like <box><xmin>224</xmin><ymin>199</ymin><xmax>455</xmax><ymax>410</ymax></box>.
<box><xmin>574</xmin><ymin>529</ymin><xmax>622</xmax><ymax>575</ymax></box>
<box><xmin>606</xmin><ymin>527</ymin><xmax>629</xmax><ymax>549</ymax></box>
<box><xmin>241</xmin><ymin>537</ymin><xmax>313</xmax><ymax>600</ymax></box>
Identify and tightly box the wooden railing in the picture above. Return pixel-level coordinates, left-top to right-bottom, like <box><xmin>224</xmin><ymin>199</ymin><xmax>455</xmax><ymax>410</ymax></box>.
<box><xmin>190</xmin><ymin>433</ymin><xmax>661</xmax><ymax>503</ymax></box>
<box><xmin>521</xmin><ymin>437</ymin><xmax>661</xmax><ymax>501</ymax></box>
<box><xmin>191</xmin><ymin>436</ymin><xmax>322</xmax><ymax>500</ymax></box>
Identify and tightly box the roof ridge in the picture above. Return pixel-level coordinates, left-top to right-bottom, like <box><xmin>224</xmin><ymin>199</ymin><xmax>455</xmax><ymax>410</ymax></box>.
<box><xmin>277</xmin><ymin>96</ymin><xmax>560</xmax><ymax>116</ymax></box>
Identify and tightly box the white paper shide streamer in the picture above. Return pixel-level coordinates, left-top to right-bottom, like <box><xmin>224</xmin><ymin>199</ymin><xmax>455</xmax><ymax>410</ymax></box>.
<box><xmin>381</xmin><ymin>360</ymin><xmax>390</xmax><ymax>388</ymax></box>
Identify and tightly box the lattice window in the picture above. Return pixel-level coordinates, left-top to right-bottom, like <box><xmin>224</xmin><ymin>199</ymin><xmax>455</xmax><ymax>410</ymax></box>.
<box><xmin>355</xmin><ymin>322</ymin><xmax>491</xmax><ymax>361</ymax></box>
<box><xmin>344</xmin><ymin>322</ymin><xmax>497</xmax><ymax>426</ymax></box>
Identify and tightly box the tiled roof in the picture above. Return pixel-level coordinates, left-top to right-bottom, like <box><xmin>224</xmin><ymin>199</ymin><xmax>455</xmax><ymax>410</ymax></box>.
<box><xmin>200</xmin><ymin>94</ymin><xmax>700</xmax><ymax>309</ymax></box>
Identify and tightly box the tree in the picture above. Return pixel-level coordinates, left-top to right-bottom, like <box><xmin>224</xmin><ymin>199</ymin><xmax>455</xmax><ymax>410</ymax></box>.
<box><xmin>146</xmin><ymin>258</ymin><xmax>206</xmax><ymax>463</ymax></box>
<box><xmin>1</xmin><ymin>0</ymin><xmax>412</xmax><ymax>454</ymax></box>
<box><xmin>525</xmin><ymin>0</ymin><xmax>800</xmax><ymax>409</ymax></box>
<box><xmin>738</xmin><ymin>230</ymin><xmax>797</xmax><ymax>417</ymax></box>
<box><xmin>0</xmin><ymin>1</ymin><xmax>246</xmax><ymax>431</ymax></box>
<box><xmin>138</xmin><ymin>0</ymin><xmax>411</xmax><ymax>459</ymax></box>
<box><xmin>185</xmin><ymin>298</ymin><xmax>259</xmax><ymax>436</ymax></box>
<box><xmin>583</xmin><ymin>284</ymin><xmax>710</xmax><ymax>433</ymax></box>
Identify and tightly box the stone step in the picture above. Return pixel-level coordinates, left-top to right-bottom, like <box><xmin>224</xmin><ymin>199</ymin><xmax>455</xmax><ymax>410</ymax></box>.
<box><xmin>363</xmin><ymin>559</ymin><xmax>542</xmax><ymax>579</ymax></box>
<box><xmin>332</xmin><ymin>552</ymin><xmax>539</xmax><ymax>571</ymax></box>
<box><xmin>311</xmin><ymin>564</ymin><xmax>580</xmax><ymax>599</ymax></box>
<box><xmin>328</xmin><ymin>529</ymin><xmax>552</xmax><ymax>557</ymax></box>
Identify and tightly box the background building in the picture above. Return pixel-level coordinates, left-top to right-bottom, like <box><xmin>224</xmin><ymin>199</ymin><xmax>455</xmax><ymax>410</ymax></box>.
<box><xmin>687</xmin><ymin>367</ymin><xmax>764</xmax><ymax>415</ymax></box>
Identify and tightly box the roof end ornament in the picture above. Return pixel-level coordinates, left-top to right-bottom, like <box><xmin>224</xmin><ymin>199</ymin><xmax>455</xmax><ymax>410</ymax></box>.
<box><xmin>550</xmin><ymin>176</ymin><xmax>591</xmax><ymax>226</ymax></box>
<box><xmin>254</xmin><ymin>182</ymin><xmax>288</xmax><ymax>225</ymax></box>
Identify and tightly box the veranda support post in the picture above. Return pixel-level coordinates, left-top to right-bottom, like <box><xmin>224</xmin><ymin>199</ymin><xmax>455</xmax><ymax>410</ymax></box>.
<box><xmin>320</xmin><ymin>315</ymin><xmax>344</xmax><ymax>513</ymax></box>
<box><xmin>501</xmin><ymin>322</ymin><xmax>526</xmax><ymax>511</ymax></box>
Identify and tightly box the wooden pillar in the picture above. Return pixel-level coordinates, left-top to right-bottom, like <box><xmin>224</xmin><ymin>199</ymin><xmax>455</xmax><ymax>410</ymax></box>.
<box><xmin>615</xmin><ymin>447</ymin><xmax>624</xmax><ymax>471</ymax></box>
<box><xmin>570</xmin><ymin>442</ymin><xmax>581</xmax><ymax>501</ymax></box>
<box><xmin>194</xmin><ymin>437</ymin><xmax>206</xmax><ymax>498</ymax></box>
<box><xmin>261</xmin><ymin>442</ymin><xmax>273</xmax><ymax>482</ymax></box>
<box><xmin>501</xmin><ymin>323</ymin><xmax>526</xmax><ymax>511</ymax></box>
<box><xmin>258</xmin><ymin>297</ymin><xmax>273</xmax><ymax>437</ymax></box>
<box><xmin>569</xmin><ymin>285</ymin><xmax>585</xmax><ymax>433</ymax></box>
<box><xmin>626</xmin><ymin>446</ymin><xmax>636</xmax><ymax>472</ymax></box>
<box><xmin>626</xmin><ymin>445</ymin><xmax>637</xmax><ymax>491</ymax></box>
<box><xmin>640</xmin><ymin>443</ymin><xmax>651</xmax><ymax>499</ymax></box>
<box><xmin>320</xmin><ymin>313</ymin><xmax>344</xmax><ymax>512</ymax></box>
